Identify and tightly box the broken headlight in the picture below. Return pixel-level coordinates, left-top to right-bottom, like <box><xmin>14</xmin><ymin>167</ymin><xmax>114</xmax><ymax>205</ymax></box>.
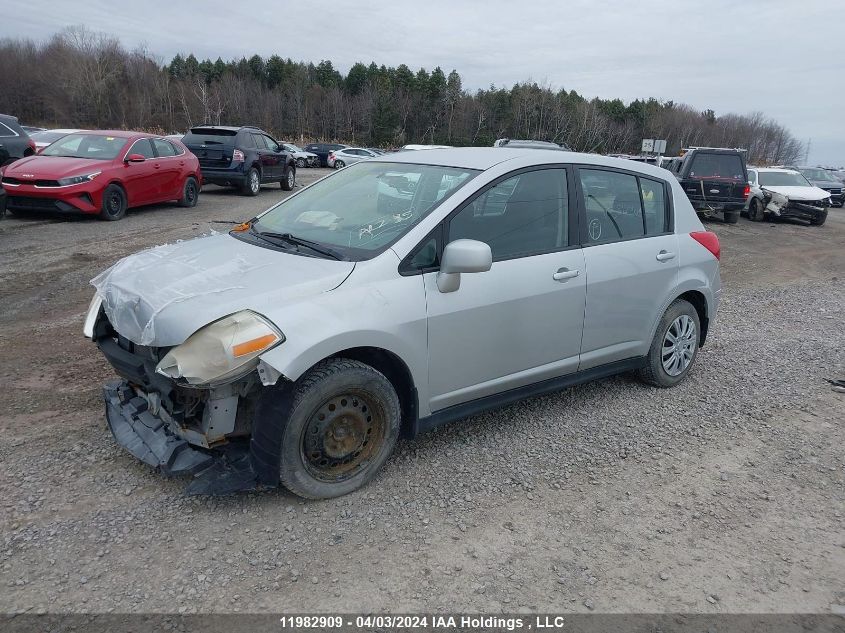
<box><xmin>156</xmin><ymin>311</ymin><xmax>284</xmax><ymax>387</ymax></box>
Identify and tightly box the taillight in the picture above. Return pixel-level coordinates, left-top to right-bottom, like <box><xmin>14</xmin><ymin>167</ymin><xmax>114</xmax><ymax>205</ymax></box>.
<box><xmin>690</xmin><ymin>231</ymin><xmax>720</xmax><ymax>261</ymax></box>
<box><xmin>232</xmin><ymin>149</ymin><xmax>245</xmax><ymax>162</ymax></box>
<box><xmin>743</xmin><ymin>185</ymin><xmax>750</xmax><ymax>197</ymax></box>
<box><xmin>28</xmin><ymin>139</ymin><xmax>36</xmax><ymax>152</ymax></box>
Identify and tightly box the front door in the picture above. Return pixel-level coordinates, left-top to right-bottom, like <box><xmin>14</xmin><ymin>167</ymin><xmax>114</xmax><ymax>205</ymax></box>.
<box><xmin>122</xmin><ymin>138</ymin><xmax>160</xmax><ymax>205</ymax></box>
<box><xmin>423</xmin><ymin>167</ymin><xmax>586</xmax><ymax>412</ymax></box>
<box><xmin>576</xmin><ymin>166</ymin><xmax>680</xmax><ymax>369</ymax></box>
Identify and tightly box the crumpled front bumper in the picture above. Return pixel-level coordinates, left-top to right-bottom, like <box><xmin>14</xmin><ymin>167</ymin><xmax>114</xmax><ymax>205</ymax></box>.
<box><xmin>104</xmin><ymin>381</ymin><xmax>214</xmax><ymax>476</ymax></box>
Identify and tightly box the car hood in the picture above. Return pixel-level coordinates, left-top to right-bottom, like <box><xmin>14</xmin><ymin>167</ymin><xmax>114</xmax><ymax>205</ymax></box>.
<box><xmin>4</xmin><ymin>155</ymin><xmax>112</xmax><ymax>179</ymax></box>
<box><xmin>760</xmin><ymin>185</ymin><xmax>830</xmax><ymax>201</ymax></box>
<box><xmin>91</xmin><ymin>233</ymin><xmax>355</xmax><ymax>346</ymax></box>
<box><xmin>292</xmin><ymin>151</ymin><xmax>317</xmax><ymax>158</ymax></box>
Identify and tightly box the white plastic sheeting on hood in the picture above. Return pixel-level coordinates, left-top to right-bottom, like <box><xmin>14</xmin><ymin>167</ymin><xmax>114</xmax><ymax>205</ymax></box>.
<box><xmin>91</xmin><ymin>233</ymin><xmax>355</xmax><ymax>347</ymax></box>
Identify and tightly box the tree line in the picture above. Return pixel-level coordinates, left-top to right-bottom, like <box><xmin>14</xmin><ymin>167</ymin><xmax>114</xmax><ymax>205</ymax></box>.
<box><xmin>0</xmin><ymin>27</ymin><xmax>805</xmax><ymax>164</ymax></box>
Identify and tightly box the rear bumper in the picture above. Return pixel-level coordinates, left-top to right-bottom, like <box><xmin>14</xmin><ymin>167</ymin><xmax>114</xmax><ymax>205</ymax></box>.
<box><xmin>199</xmin><ymin>165</ymin><xmax>247</xmax><ymax>186</ymax></box>
<box><xmin>687</xmin><ymin>198</ymin><xmax>745</xmax><ymax>213</ymax></box>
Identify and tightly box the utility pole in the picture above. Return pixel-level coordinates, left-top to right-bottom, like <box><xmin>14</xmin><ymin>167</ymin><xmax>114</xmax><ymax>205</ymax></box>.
<box><xmin>805</xmin><ymin>138</ymin><xmax>811</xmax><ymax>165</ymax></box>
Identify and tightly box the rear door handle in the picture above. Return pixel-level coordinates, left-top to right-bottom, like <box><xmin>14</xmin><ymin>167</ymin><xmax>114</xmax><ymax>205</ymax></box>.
<box><xmin>656</xmin><ymin>250</ymin><xmax>676</xmax><ymax>262</ymax></box>
<box><xmin>553</xmin><ymin>267</ymin><xmax>580</xmax><ymax>281</ymax></box>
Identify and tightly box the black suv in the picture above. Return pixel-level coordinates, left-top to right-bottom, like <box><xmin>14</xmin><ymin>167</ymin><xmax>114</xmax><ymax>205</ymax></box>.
<box><xmin>664</xmin><ymin>147</ymin><xmax>748</xmax><ymax>223</ymax></box>
<box><xmin>181</xmin><ymin>125</ymin><xmax>296</xmax><ymax>196</ymax></box>
<box><xmin>0</xmin><ymin>114</ymin><xmax>36</xmax><ymax>166</ymax></box>
<box><xmin>304</xmin><ymin>143</ymin><xmax>347</xmax><ymax>167</ymax></box>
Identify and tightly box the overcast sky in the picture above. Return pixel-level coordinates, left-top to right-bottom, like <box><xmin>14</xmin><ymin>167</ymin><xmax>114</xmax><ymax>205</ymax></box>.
<box><xmin>3</xmin><ymin>0</ymin><xmax>842</xmax><ymax>164</ymax></box>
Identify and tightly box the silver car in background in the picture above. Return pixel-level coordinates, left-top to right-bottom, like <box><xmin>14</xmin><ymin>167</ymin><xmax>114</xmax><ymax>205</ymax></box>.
<box><xmin>85</xmin><ymin>148</ymin><xmax>721</xmax><ymax>499</ymax></box>
<box><xmin>327</xmin><ymin>146</ymin><xmax>381</xmax><ymax>169</ymax></box>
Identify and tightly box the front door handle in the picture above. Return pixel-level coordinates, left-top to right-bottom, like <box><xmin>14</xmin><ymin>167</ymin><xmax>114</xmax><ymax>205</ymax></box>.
<box><xmin>656</xmin><ymin>250</ymin><xmax>676</xmax><ymax>262</ymax></box>
<box><xmin>553</xmin><ymin>267</ymin><xmax>580</xmax><ymax>281</ymax></box>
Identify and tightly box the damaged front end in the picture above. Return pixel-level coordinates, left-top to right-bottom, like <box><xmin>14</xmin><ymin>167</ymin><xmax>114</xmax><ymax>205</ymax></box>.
<box><xmin>762</xmin><ymin>190</ymin><xmax>829</xmax><ymax>222</ymax></box>
<box><xmin>89</xmin><ymin>301</ymin><xmax>286</xmax><ymax>495</ymax></box>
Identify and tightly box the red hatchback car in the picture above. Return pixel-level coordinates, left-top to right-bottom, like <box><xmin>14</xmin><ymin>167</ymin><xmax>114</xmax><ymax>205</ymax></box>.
<box><xmin>0</xmin><ymin>131</ymin><xmax>201</xmax><ymax>220</ymax></box>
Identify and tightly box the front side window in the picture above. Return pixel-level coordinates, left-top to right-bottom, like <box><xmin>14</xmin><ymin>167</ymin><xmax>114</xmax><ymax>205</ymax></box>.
<box><xmin>448</xmin><ymin>168</ymin><xmax>568</xmax><ymax>261</ymax></box>
<box><xmin>129</xmin><ymin>139</ymin><xmax>155</xmax><ymax>159</ymax></box>
<box><xmin>41</xmin><ymin>134</ymin><xmax>129</xmax><ymax>160</ymax></box>
<box><xmin>251</xmin><ymin>133</ymin><xmax>268</xmax><ymax>149</ymax></box>
<box><xmin>748</xmin><ymin>170</ymin><xmax>758</xmax><ymax>185</ymax></box>
<box><xmin>252</xmin><ymin>161</ymin><xmax>477</xmax><ymax>259</ymax></box>
<box><xmin>263</xmin><ymin>135</ymin><xmax>279</xmax><ymax>151</ymax></box>
<box><xmin>580</xmin><ymin>168</ymin><xmax>645</xmax><ymax>243</ymax></box>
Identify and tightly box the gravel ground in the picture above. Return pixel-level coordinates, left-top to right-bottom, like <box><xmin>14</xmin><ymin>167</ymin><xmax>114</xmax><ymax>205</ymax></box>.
<box><xmin>0</xmin><ymin>173</ymin><xmax>843</xmax><ymax>615</ymax></box>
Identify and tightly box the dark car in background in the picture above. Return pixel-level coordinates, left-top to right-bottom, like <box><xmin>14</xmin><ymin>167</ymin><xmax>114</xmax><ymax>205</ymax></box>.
<box><xmin>0</xmin><ymin>114</ymin><xmax>37</xmax><ymax>165</ymax></box>
<box><xmin>797</xmin><ymin>167</ymin><xmax>843</xmax><ymax>207</ymax></box>
<box><xmin>303</xmin><ymin>142</ymin><xmax>347</xmax><ymax>167</ymax></box>
<box><xmin>182</xmin><ymin>125</ymin><xmax>296</xmax><ymax>196</ymax></box>
<box><xmin>664</xmin><ymin>147</ymin><xmax>749</xmax><ymax>223</ymax></box>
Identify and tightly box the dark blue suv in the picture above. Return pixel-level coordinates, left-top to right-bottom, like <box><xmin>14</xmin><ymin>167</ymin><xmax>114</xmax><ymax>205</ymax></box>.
<box><xmin>182</xmin><ymin>125</ymin><xmax>296</xmax><ymax>196</ymax></box>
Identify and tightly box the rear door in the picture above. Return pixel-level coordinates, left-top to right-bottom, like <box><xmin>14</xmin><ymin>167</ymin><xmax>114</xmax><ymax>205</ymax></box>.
<box><xmin>122</xmin><ymin>138</ymin><xmax>160</xmax><ymax>205</ymax></box>
<box><xmin>151</xmin><ymin>138</ymin><xmax>183</xmax><ymax>199</ymax></box>
<box><xmin>681</xmin><ymin>151</ymin><xmax>747</xmax><ymax>206</ymax></box>
<box><xmin>577</xmin><ymin>166</ymin><xmax>679</xmax><ymax>369</ymax></box>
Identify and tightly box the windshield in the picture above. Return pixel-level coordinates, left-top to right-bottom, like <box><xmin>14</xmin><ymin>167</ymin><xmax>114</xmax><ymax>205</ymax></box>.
<box><xmin>252</xmin><ymin>161</ymin><xmax>478</xmax><ymax>259</ymax></box>
<box><xmin>40</xmin><ymin>134</ymin><xmax>128</xmax><ymax>160</ymax></box>
<box><xmin>759</xmin><ymin>171</ymin><xmax>812</xmax><ymax>187</ymax></box>
<box><xmin>801</xmin><ymin>168</ymin><xmax>837</xmax><ymax>182</ymax></box>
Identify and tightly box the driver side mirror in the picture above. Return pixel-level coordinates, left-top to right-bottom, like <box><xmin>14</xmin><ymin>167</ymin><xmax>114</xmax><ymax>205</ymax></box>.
<box><xmin>436</xmin><ymin>239</ymin><xmax>493</xmax><ymax>293</ymax></box>
<box><xmin>125</xmin><ymin>154</ymin><xmax>146</xmax><ymax>163</ymax></box>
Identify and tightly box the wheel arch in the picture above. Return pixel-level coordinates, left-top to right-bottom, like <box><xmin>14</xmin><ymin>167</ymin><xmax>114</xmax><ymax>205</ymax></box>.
<box><xmin>676</xmin><ymin>289</ymin><xmax>709</xmax><ymax>346</ymax></box>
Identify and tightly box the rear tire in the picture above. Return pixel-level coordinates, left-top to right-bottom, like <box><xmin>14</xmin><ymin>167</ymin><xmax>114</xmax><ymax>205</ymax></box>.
<box><xmin>281</xmin><ymin>167</ymin><xmax>295</xmax><ymax>191</ymax></box>
<box><xmin>241</xmin><ymin>167</ymin><xmax>261</xmax><ymax>196</ymax></box>
<box><xmin>98</xmin><ymin>184</ymin><xmax>127</xmax><ymax>221</ymax></box>
<box><xmin>723</xmin><ymin>210</ymin><xmax>739</xmax><ymax>224</ymax></box>
<box><xmin>638</xmin><ymin>299</ymin><xmax>701</xmax><ymax>388</ymax></box>
<box><xmin>277</xmin><ymin>358</ymin><xmax>401</xmax><ymax>499</ymax></box>
<box><xmin>810</xmin><ymin>210</ymin><xmax>827</xmax><ymax>226</ymax></box>
<box><xmin>748</xmin><ymin>198</ymin><xmax>766</xmax><ymax>222</ymax></box>
<box><xmin>177</xmin><ymin>176</ymin><xmax>199</xmax><ymax>208</ymax></box>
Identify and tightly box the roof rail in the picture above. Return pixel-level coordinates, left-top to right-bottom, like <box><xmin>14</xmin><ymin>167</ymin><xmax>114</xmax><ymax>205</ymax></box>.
<box><xmin>684</xmin><ymin>146</ymin><xmax>748</xmax><ymax>152</ymax></box>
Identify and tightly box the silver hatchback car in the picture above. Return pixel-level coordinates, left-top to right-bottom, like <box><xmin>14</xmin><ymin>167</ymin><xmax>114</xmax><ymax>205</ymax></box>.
<box><xmin>85</xmin><ymin>148</ymin><xmax>721</xmax><ymax>499</ymax></box>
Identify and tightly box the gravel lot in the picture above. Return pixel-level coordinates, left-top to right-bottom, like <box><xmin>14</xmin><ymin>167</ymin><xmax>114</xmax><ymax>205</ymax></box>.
<box><xmin>0</xmin><ymin>171</ymin><xmax>843</xmax><ymax>615</ymax></box>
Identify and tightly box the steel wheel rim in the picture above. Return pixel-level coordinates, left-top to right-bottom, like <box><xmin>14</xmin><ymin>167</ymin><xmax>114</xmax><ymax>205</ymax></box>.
<box><xmin>287</xmin><ymin>170</ymin><xmax>294</xmax><ymax>188</ymax></box>
<box><xmin>301</xmin><ymin>392</ymin><xmax>386</xmax><ymax>483</ymax></box>
<box><xmin>250</xmin><ymin>171</ymin><xmax>259</xmax><ymax>193</ymax></box>
<box><xmin>661</xmin><ymin>314</ymin><xmax>696</xmax><ymax>376</ymax></box>
<box><xmin>107</xmin><ymin>191</ymin><xmax>122</xmax><ymax>215</ymax></box>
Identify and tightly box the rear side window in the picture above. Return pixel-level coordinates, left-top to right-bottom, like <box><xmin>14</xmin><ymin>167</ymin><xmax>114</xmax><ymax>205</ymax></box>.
<box><xmin>0</xmin><ymin>122</ymin><xmax>17</xmax><ymax>137</ymax></box>
<box><xmin>153</xmin><ymin>139</ymin><xmax>177</xmax><ymax>157</ymax></box>
<box><xmin>640</xmin><ymin>177</ymin><xmax>668</xmax><ymax>235</ymax></box>
<box><xmin>689</xmin><ymin>153</ymin><xmax>744</xmax><ymax>180</ymax></box>
<box><xmin>580</xmin><ymin>169</ymin><xmax>645</xmax><ymax>243</ymax></box>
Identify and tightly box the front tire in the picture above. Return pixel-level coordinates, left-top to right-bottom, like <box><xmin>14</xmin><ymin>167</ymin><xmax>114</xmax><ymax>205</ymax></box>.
<box><xmin>281</xmin><ymin>167</ymin><xmax>295</xmax><ymax>191</ymax></box>
<box><xmin>98</xmin><ymin>184</ymin><xmax>127</xmax><ymax>221</ymax></box>
<box><xmin>638</xmin><ymin>299</ymin><xmax>700</xmax><ymax>388</ymax></box>
<box><xmin>277</xmin><ymin>358</ymin><xmax>401</xmax><ymax>499</ymax></box>
<box><xmin>241</xmin><ymin>167</ymin><xmax>261</xmax><ymax>196</ymax></box>
<box><xmin>748</xmin><ymin>198</ymin><xmax>766</xmax><ymax>222</ymax></box>
<box><xmin>178</xmin><ymin>176</ymin><xmax>199</xmax><ymax>208</ymax></box>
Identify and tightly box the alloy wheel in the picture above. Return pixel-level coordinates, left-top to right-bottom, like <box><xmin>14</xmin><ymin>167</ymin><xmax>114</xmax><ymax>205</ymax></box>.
<box><xmin>250</xmin><ymin>170</ymin><xmax>260</xmax><ymax>194</ymax></box>
<box><xmin>661</xmin><ymin>315</ymin><xmax>696</xmax><ymax>376</ymax></box>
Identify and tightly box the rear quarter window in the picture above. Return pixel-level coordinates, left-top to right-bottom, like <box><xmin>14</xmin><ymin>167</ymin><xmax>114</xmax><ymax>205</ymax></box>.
<box><xmin>689</xmin><ymin>153</ymin><xmax>745</xmax><ymax>180</ymax></box>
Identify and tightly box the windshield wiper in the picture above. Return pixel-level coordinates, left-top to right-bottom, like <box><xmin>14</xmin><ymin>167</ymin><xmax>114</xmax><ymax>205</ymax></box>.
<box><xmin>251</xmin><ymin>227</ymin><xmax>344</xmax><ymax>260</ymax></box>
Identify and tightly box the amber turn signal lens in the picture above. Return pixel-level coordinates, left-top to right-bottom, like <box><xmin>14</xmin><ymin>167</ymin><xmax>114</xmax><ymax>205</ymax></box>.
<box><xmin>232</xmin><ymin>222</ymin><xmax>251</xmax><ymax>232</ymax></box>
<box><xmin>232</xmin><ymin>333</ymin><xmax>278</xmax><ymax>357</ymax></box>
